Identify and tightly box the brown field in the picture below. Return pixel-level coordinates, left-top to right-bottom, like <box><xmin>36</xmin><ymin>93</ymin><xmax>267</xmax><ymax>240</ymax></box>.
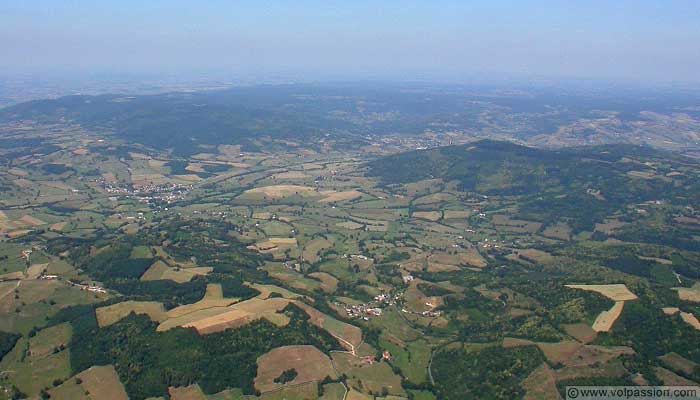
<box><xmin>7</xmin><ymin>229</ymin><xmax>31</xmax><ymax>238</ymax></box>
<box><xmin>303</xmin><ymin>238</ymin><xmax>333</xmax><ymax>263</ymax></box>
<box><xmin>96</xmin><ymin>301</ymin><xmax>167</xmax><ymax>327</ymax></box>
<box><xmin>261</xmin><ymin>382</ymin><xmax>319</xmax><ymax>400</ymax></box>
<box><xmin>513</xmin><ymin>249</ymin><xmax>555</xmax><ymax>264</ymax></box>
<box><xmin>592</xmin><ymin>301</ymin><xmax>625</xmax><ymax>332</ymax></box>
<box><xmin>638</xmin><ymin>256</ymin><xmax>672</xmax><ymax>265</ymax></box>
<box><xmin>346</xmin><ymin>390</ymin><xmax>373</xmax><ymax>400</ymax></box>
<box><xmin>255</xmin><ymin>345</ymin><xmax>338</xmax><ymax>393</ymax></box>
<box><xmin>319</xmin><ymin>190</ymin><xmax>364</xmax><ymax>203</ymax></box>
<box><xmin>173</xmin><ymin>174</ymin><xmax>202</xmax><ymax>182</ymax></box>
<box><xmin>536</xmin><ymin>341</ymin><xmax>583</xmax><ymax>365</ymax></box>
<box><xmin>309</xmin><ymin>272</ymin><xmax>339</xmax><ymax>293</ymax></box>
<box><xmin>50</xmin><ymin>365</ymin><xmax>128</xmax><ymax>400</ymax></box>
<box><xmin>50</xmin><ymin>222</ymin><xmax>67</xmax><ymax>231</ymax></box>
<box><xmin>563</xmin><ymin>323</ymin><xmax>598</xmax><ymax>344</ymax></box>
<box><xmin>412</xmin><ymin>211</ymin><xmax>441</xmax><ymax>221</ymax></box>
<box><xmin>522</xmin><ymin>363</ymin><xmax>561</xmax><ymax>400</ymax></box>
<box><xmin>675</xmin><ymin>287</ymin><xmax>700</xmax><ymax>302</ymax></box>
<box><xmin>25</xmin><ymin>263</ymin><xmax>48</xmax><ymax>279</ymax></box>
<box><xmin>655</xmin><ymin>367</ymin><xmax>699</xmax><ymax>386</ymax></box>
<box><xmin>294</xmin><ymin>302</ymin><xmax>363</xmax><ymax>353</ymax></box>
<box><xmin>492</xmin><ymin>215</ymin><xmax>542</xmax><ymax>233</ymax></box>
<box><xmin>659</xmin><ymin>352</ymin><xmax>698</xmax><ymax>376</ymax></box>
<box><xmin>13</xmin><ymin>178</ymin><xmax>33</xmax><ymax>188</ymax></box>
<box><xmin>542</xmin><ymin>222</ymin><xmax>572</xmax><ymax>241</ymax></box>
<box><xmin>443</xmin><ymin>210</ymin><xmax>471</xmax><ymax>219</ymax></box>
<box><xmin>413</xmin><ymin>192</ymin><xmax>456</xmax><ymax>205</ymax></box>
<box><xmin>272</xmin><ymin>171</ymin><xmax>310</xmax><ymax>179</ymax></box>
<box><xmin>676</xmin><ymin>216</ymin><xmax>700</xmax><ymax>225</ymax></box>
<box><xmin>564</xmin><ymin>284</ymin><xmax>638</xmax><ymax>301</ymax></box>
<box><xmin>19</xmin><ymin>215</ymin><xmax>46</xmax><ymax>226</ymax></box>
<box><xmin>594</xmin><ymin>219</ymin><xmax>627</xmax><ymax>234</ymax></box>
<box><xmin>244</xmin><ymin>185</ymin><xmax>317</xmax><ymax>199</ymax></box>
<box><xmin>169</xmin><ymin>384</ymin><xmax>207</xmax><ymax>400</ymax></box>
<box><xmin>502</xmin><ymin>337</ymin><xmax>535</xmax><ymax>348</ymax></box>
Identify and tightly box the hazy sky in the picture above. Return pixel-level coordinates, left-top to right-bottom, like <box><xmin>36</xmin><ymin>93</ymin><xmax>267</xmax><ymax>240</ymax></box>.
<box><xmin>1</xmin><ymin>0</ymin><xmax>699</xmax><ymax>83</ymax></box>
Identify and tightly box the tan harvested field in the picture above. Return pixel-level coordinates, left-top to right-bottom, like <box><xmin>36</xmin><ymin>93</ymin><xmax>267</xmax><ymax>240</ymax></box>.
<box><xmin>50</xmin><ymin>365</ymin><xmax>129</xmax><ymax>400</ymax></box>
<box><xmin>140</xmin><ymin>260</ymin><xmax>212</xmax><ymax>283</ymax></box>
<box><xmin>319</xmin><ymin>190</ymin><xmax>363</xmax><ymax>203</ymax></box>
<box><xmin>330</xmin><ymin>352</ymin><xmax>405</xmax><ymax>396</ymax></box>
<box><xmin>565</xmin><ymin>284</ymin><xmax>638</xmax><ymax>301</ymax></box>
<box><xmin>250</xmin><ymin>238</ymin><xmax>298</xmax><ymax>253</ymax></box>
<box><xmin>169</xmin><ymin>384</ymin><xmax>207</xmax><ymax>400</ymax></box>
<box><xmin>662</xmin><ymin>307</ymin><xmax>680</xmax><ymax>315</ymax></box>
<box><xmin>158</xmin><ymin>297</ymin><xmax>293</xmax><ymax>333</ymax></box>
<box><xmin>253</xmin><ymin>212</ymin><xmax>273</xmax><ymax>219</ymax></box>
<box><xmin>412</xmin><ymin>211</ymin><xmax>441</xmax><ymax>221</ymax></box>
<box><xmin>244</xmin><ymin>185</ymin><xmax>317</xmax><ymax>199</ymax></box>
<box><xmin>96</xmin><ymin>301</ymin><xmax>167</xmax><ymax>327</ymax></box>
<box><xmin>165</xmin><ymin>284</ymin><xmax>239</xmax><ymax>319</ymax></box>
<box><xmin>249</xmin><ymin>283</ymin><xmax>304</xmax><ymax>300</ymax></box>
<box><xmin>680</xmin><ymin>312</ymin><xmax>700</xmax><ymax>330</ymax></box>
<box><xmin>675</xmin><ymin>287</ymin><xmax>700</xmax><ymax>302</ymax></box>
<box><xmin>309</xmin><ymin>272</ymin><xmax>339</xmax><ymax>293</ymax></box>
<box><xmin>522</xmin><ymin>363</ymin><xmax>561</xmax><ymax>400</ymax></box>
<box><xmin>336</xmin><ymin>221</ymin><xmax>364</xmax><ymax>230</ymax></box>
<box><xmin>255</xmin><ymin>345</ymin><xmax>338</xmax><ymax>393</ymax></box>
<box><xmin>592</xmin><ymin>301</ymin><xmax>625</xmax><ymax>332</ymax></box>
<box><xmin>659</xmin><ymin>352</ymin><xmax>698</xmax><ymax>376</ymax></box>
<box><xmin>139</xmin><ymin>260</ymin><xmax>169</xmax><ymax>281</ymax></box>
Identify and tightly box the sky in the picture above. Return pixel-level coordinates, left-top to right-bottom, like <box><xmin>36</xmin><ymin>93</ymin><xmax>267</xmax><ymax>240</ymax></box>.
<box><xmin>1</xmin><ymin>0</ymin><xmax>699</xmax><ymax>84</ymax></box>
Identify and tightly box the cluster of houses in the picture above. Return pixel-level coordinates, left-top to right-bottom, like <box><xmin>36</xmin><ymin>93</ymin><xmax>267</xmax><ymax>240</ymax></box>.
<box><xmin>40</xmin><ymin>274</ymin><xmax>107</xmax><ymax>294</ymax></box>
<box><xmin>336</xmin><ymin>290</ymin><xmax>403</xmax><ymax>320</ymax></box>
<box><xmin>97</xmin><ymin>177</ymin><xmax>191</xmax><ymax>206</ymax></box>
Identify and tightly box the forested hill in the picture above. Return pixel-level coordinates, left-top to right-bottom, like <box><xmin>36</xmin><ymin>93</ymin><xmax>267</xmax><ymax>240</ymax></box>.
<box><xmin>367</xmin><ymin>140</ymin><xmax>700</xmax><ymax>231</ymax></box>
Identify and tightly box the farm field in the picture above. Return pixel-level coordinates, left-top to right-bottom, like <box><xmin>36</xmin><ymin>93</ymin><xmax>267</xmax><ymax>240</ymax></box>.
<box><xmin>2</xmin><ymin>110</ymin><xmax>700</xmax><ymax>400</ymax></box>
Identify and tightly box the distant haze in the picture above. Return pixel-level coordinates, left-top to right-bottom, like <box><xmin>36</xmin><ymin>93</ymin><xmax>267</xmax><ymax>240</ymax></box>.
<box><xmin>1</xmin><ymin>0</ymin><xmax>699</xmax><ymax>83</ymax></box>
